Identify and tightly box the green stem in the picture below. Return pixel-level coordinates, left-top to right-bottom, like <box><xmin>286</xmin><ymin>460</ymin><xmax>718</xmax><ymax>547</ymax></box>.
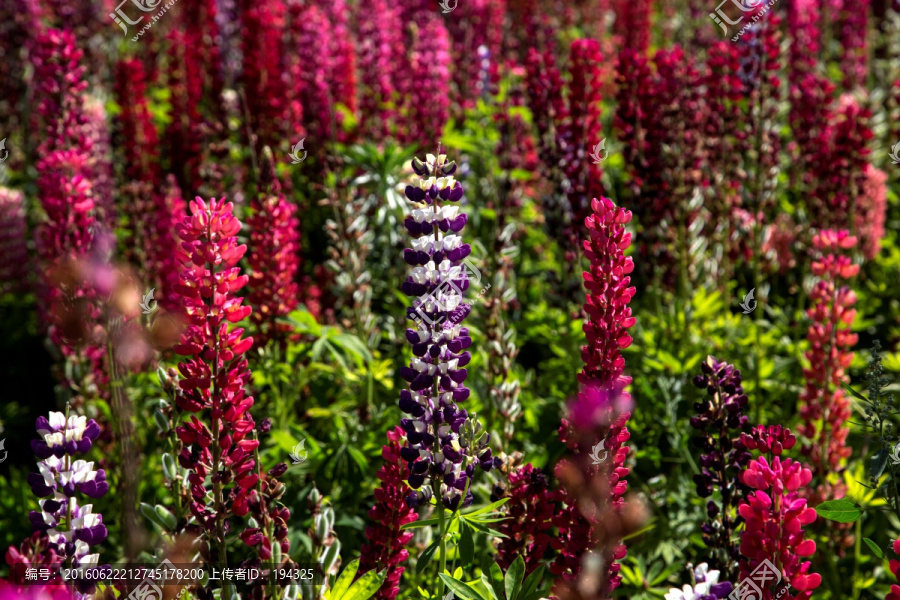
<box><xmin>205</xmin><ymin>210</ymin><xmax>233</xmax><ymax>599</ymax></box>
<box><xmin>435</xmin><ymin>494</ymin><xmax>448</xmax><ymax>598</ymax></box>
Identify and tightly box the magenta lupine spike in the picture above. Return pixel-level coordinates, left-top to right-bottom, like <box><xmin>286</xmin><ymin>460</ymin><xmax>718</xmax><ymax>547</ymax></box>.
<box><xmin>855</xmin><ymin>164</ymin><xmax>887</xmax><ymax>260</ymax></box>
<box><xmin>246</xmin><ymin>151</ymin><xmax>300</xmax><ymax>348</ymax></box>
<box><xmin>738</xmin><ymin>443</ymin><xmax>822</xmax><ymax>598</ymax></box>
<box><xmin>579</xmin><ymin>198</ymin><xmax>636</xmax><ymax>387</ymax></box>
<box><xmin>359</xmin><ymin>427</ymin><xmax>419</xmax><ymax>600</ymax></box>
<box><xmin>33</xmin><ymin>29</ymin><xmax>95</xmax><ymax>264</ymax></box>
<box><xmin>238</xmin><ymin>0</ymin><xmax>288</xmax><ymax>152</ymax></box>
<box><xmin>147</xmin><ymin>176</ymin><xmax>188</xmax><ymax>313</ymax></box>
<box><xmin>552</xmin><ymin>197</ymin><xmax>635</xmax><ymax>594</ymax></box>
<box><xmin>33</xmin><ymin>29</ymin><xmax>91</xmax><ymax>159</ymax></box>
<box><xmin>809</xmin><ymin>96</ymin><xmax>873</xmax><ymax>232</ymax></box>
<box><xmin>179</xmin><ymin>0</ymin><xmax>224</xmax><ymax>116</ymax></box>
<box><xmin>495</xmin><ymin>464</ymin><xmax>556</xmax><ymax>575</ymax></box>
<box><xmin>614</xmin><ymin>0</ymin><xmax>651</xmax><ymax>56</ymax></box>
<box><xmin>81</xmin><ymin>97</ymin><xmax>115</xmax><ymax>225</ymax></box>
<box><xmin>401</xmin><ymin>16</ymin><xmax>451</xmax><ymax>146</ymax></box>
<box><xmin>447</xmin><ymin>0</ymin><xmax>506</xmax><ymax>112</ymax></box>
<box><xmin>114</xmin><ymin>58</ymin><xmax>160</xmax><ymax>185</ymax></box>
<box><xmin>397</xmin><ymin>153</ymin><xmax>496</xmax><ymax>511</ymax></box>
<box><xmin>0</xmin><ymin>0</ymin><xmax>40</xmax><ymax>140</ymax></box>
<box><xmin>321</xmin><ymin>0</ymin><xmax>358</xmax><ymax>120</ymax></box>
<box><xmin>799</xmin><ymin>231</ymin><xmax>858</xmax><ymax>481</ymax></box>
<box><xmin>564</xmin><ymin>39</ymin><xmax>605</xmax><ymax>243</ymax></box>
<box><xmin>837</xmin><ymin>0</ymin><xmax>869</xmax><ymax>91</ymax></box>
<box><xmin>288</xmin><ymin>3</ymin><xmax>331</xmax><ymax>145</ymax></box>
<box><xmin>172</xmin><ymin>198</ymin><xmax>259</xmax><ymax>537</ymax></box>
<box><xmin>0</xmin><ymin>187</ymin><xmax>29</xmax><ymax>294</ymax></box>
<box><xmin>165</xmin><ymin>29</ymin><xmax>205</xmax><ymax>195</ymax></box>
<box><xmin>357</xmin><ymin>0</ymin><xmax>403</xmax><ymax>140</ymax></box>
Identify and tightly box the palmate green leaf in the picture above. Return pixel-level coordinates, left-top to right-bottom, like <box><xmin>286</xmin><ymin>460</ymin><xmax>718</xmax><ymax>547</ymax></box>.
<box><xmin>480</xmin><ymin>574</ymin><xmax>499</xmax><ymax>600</ymax></box>
<box><xmin>458</xmin><ymin>521</ymin><xmax>475</xmax><ymax>566</ymax></box>
<box><xmin>504</xmin><ymin>556</ymin><xmax>525</xmax><ymax>600</ymax></box>
<box><xmin>863</xmin><ymin>538</ymin><xmax>885</xmax><ymax>559</ymax></box>
<box><xmin>438</xmin><ymin>574</ymin><xmax>489</xmax><ymax>600</ymax></box>
<box><xmin>816</xmin><ymin>498</ymin><xmax>863</xmax><ymax>522</ymax></box>
<box><xmin>518</xmin><ymin>566</ymin><xmax>544</xmax><ymax>600</ymax></box>
<box><xmin>465</xmin><ymin>519</ymin><xmax>508</xmax><ymax>538</ymax></box>
<box><xmin>417</xmin><ymin>541</ymin><xmax>441</xmax><ymax>575</ymax></box>
<box><xmin>341</xmin><ymin>569</ymin><xmax>386</xmax><ymax>600</ymax></box>
<box><xmin>329</xmin><ymin>558</ymin><xmax>360</xmax><ymax>600</ymax></box>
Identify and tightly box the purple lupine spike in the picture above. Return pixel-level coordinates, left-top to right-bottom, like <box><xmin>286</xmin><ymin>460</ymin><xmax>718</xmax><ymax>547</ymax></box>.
<box><xmin>26</xmin><ymin>411</ymin><xmax>109</xmax><ymax>597</ymax></box>
<box><xmin>690</xmin><ymin>356</ymin><xmax>751</xmax><ymax>581</ymax></box>
<box><xmin>398</xmin><ymin>152</ymin><xmax>495</xmax><ymax>511</ymax></box>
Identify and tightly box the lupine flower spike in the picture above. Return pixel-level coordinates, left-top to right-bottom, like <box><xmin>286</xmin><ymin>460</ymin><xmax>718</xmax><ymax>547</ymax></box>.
<box><xmin>553</xmin><ymin>197</ymin><xmax>636</xmax><ymax>597</ymax></box>
<box><xmin>26</xmin><ymin>410</ymin><xmax>108</xmax><ymax>599</ymax></box>
<box><xmin>737</xmin><ymin>427</ymin><xmax>822</xmax><ymax>598</ymax></box>
<box><xmin>690</xmin><ymin>356</ymin><xmax>750</xmax><ymax>580</ymax></box>
<box><xmin>172</xmin><ymin>198</ymin><xmax>258</xmax><ymax>582</ymax></box>
<box><xmin>398</xmin><ymin>152</ymin><xmax>497</xmax><ymax>511</ymax></box>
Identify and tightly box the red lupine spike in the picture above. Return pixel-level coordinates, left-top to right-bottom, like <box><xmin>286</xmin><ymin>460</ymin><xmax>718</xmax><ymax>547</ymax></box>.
<box><xmin>358</xmin><ymin>427</ymin><xmax>419</xmax><ymax>600</ymax></box>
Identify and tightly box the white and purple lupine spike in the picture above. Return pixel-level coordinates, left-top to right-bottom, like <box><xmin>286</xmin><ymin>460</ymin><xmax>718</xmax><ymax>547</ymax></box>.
<box><xmin>399</xmin><ymin>152</ymin><xmax>495</xmax><ymax>511</ymax></box>
<box><xmin>26</xmin><ymin>411</ymin><xmax>108</xmax><ymax>592</ymax></box>
<box><xmin>31</xmin><ymin>412</ymin><xmax>101</xmax><ymax>459</ymax></box>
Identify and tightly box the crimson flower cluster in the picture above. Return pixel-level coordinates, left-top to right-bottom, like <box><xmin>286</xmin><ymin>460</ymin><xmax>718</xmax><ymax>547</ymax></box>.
<box><xmin>887</xmin><ymin>539</ymin><xmax>900</xmax><ymax>600</ymax></box>
<box><xmin>165</xmin><ymin>28</ymin><xmax>205</xmax><ymax>195</ymax></box>
<box><xmin>357</xmin><ymin>0</ymin><xmax>403</xmax><ymax>140</ymax></box>
<box><xmin>397</xmin><ymin>153</ymin><xmax>496</xmax><ymax>510</ymax></box>
<box><xmin>114</xmin><ymin>58</ymin><xmax>160</xmax><ymax>184</ymax></box>
<box><xmin>360</xmin><ymin>427</ymin><xmax>419</xmax><ymax>600</ymax></box>
<box><xmin>3</xmin><ymin>533</ymin><xmax>71</xmax><ymax>599</ymax></box>
<box><xmin>172</xmin><ymin>198</ymin><xmax>259</xmax><ymax>546</ymax></box>
<box><xmin>799</xmin><ymin>230</ymin><xmax>858</xmax><ymax>483</ymax></box>
<box><xmin>495</xmin><ymin>464</ymin><xmax>555</xmax><ymax>575</ymax></box>
<box><xmin>238</xmin><ymin>0</ymin><xmax>290</xmax><ymax>152</ymax></box>
<box><xmin>0</xmin><ymin>187</ymin><xmax>28</xmax><ymax>294</ymax></box>
<box><xmin>401</xmin><ymin>16</ymin><xmax>451</xmax><ymax>146</ymax></box>
<box><xmin>855</xmin><ymin>164</ymin><xmax>887</xmax><ymax>261</ymax></box>
<box><xmin>33</xmin><ymin>29</ymin><xmax>94</xmax><ymax>265</ymax></box>
<box><xmin>690</xmin><ymin>356</ymin><xmax>751</xmax><ymax>579</ymax></box>
<box><xmin>246</xmin><ymin>151</ymin><xmax>300</xmax><ymax>348</ymax></box>
<box><xmin>738</xmin><ymin>451</ymin><xmax>821</xmax><ymax>598</ymax></box>
<box><xmin>552</xmin><ymin>198</ymin><xmax>635</xmax><ymax>594</ymax></box>
<box><xmin>614</xmin><ymin>44</ymin><xmax>704</xmax><ymax>286</ymax></box>
<box><xmin>446</xmin><ymin>0</ymin><xmax>505</xmax><ymax>113</ymax></box>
